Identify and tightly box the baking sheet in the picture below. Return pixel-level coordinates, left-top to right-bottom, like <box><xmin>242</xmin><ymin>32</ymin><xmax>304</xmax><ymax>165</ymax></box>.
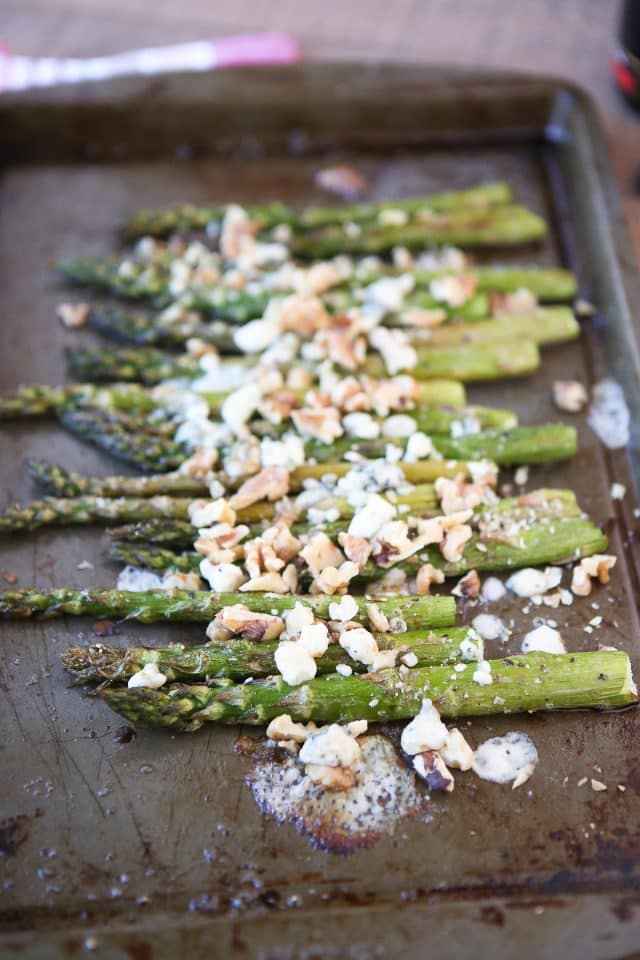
<box><xmin>1</xmin><ymin>65</ymin><xmax>640</xmax><ymax>958</ymax></box>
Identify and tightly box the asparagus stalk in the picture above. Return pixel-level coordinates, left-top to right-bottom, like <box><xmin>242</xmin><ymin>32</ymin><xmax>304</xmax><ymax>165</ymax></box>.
<box><xmin>88</xmin><ymin>304</ymin><xmax>237</xmax><ymax>351</ymax></box>
<box><xmin>409</xmin><ymin>307</ymin><xmax>579</xmax><ymax>349</ymax></box>
<box><xmin>57</xmin><ymin>406</ymin><xmax>186</xmax><ymax>472</ymax></box>
<box><xmin>305</xmin><ymin>424</ymin><xmax>577</xmax><ymax>466</ymax></box>
<box><xmin>0</xmin><ymin>589</ymin><xmax>456</xmax><ymax>629</ymax></box>
<box><xmin>0</xmin><ymin>479</ymin><xmax>441</xmax><ymax>536</ymax></box>
<box><xmin>66</xmin><ymin>340</ymin><xmax>540</xmax><ymax>385</ymax></box>
<box><xmin>408</xmin><ymin>266</ymin><xmax>577</xmax><ymax>302</ymax></box>
<box><xmin>0</xmin><ymin>380</ymin><xmax>486</xmax><ymax>429</ymax></box>
<box><xmin>290</xmin><ymin>206</ymin><xmax>547</xmax><ymax>258</ymax></box>
<box><xmin>26</xmin><ymin>456</ymin><xmax>471</xmax><ymax>500</ymax></box>
<box><xmin>104</xmin><ymin>490</ymin><xmax>607</xmax><ymax>579</ymax></box>
<box><xmin>120</xmin><ymin>183</ymin><xmax>513</xmax><ymax>240</ymax></box>
<box><xmin>97</xmin><ymin>651</ymin><xmax>638</xmax><ymax>730</ymax></box>
<box><xmin>62</xmin><ymin>626</ymin><xmax>481</xmax><ymax>684</ymax></box>
<box><xmin>121</xmin><ymin>200</ymin><xmax>296</xmax><ymax>242</ymax></box>
<box><xmin>107</xmin><ymin>519</ymin><xmax>195</xmax><ymax>546</ymax></box>
<box><xmin>0</xmin><ymin>495</ymin><xmax>196</xmax><ymax>535</ymax></box>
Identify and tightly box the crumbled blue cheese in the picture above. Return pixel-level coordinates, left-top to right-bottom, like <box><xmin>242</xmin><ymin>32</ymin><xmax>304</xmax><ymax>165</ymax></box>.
<box><xmin>403</xmin><ymin>431</ymin><xmax>439</xmax><ymax>463</ymax></box>
<box><xmin>329</xmin><ymin>594</ymin><xmax>359</xmax><ymax>622</ymax></box>
<box><xmin>342</xmin><ymin>412</ymin><xmax>381</xmax><ymax>439</ymax></box>
<box><xmin>127</xmin><ymin>662</ymin><xmax>167</xmax><ymax>690</ymax></box>
<box><xmin>336</xmin><ymin>663</ymin><xmax>353</xmax><ymax>677</ymax></box>
<box><xmin>364</xmin><ymin>274</ymin><xmax>415</xmax><ymax>312</ymax></box>
<box><xmin>382</xmin><ymin>414</ymin><xmax>417</xmax><ymax>438</ymax></box>
<box><xmin>400</xmin><ymin>699</ymin><xmax>448</xmax><ymax>754</ymax></box>
<box><xmin>221</xmin><ymin>382</ymin><xmax>262</xmax><ymax>434</ymax></box>
<box><xmin>199</xmin><ymin>560</ymin><xmax>247</xmax><ymax>592</ymax></box>
<box><xmin>116</xmin><ymin>566</ymin><xmax>164</xmax><ymax>592</ymax></box>
<box><xmin>473</xmin><ymin>731</ymin><xmax>539</xmax><ymax>788</ymax></box>
<box><xmin>299</xmin><ymin>724</ymin><xmax>362</xmax><ymax>767</ymax></box>
<box><xmin>472</xmin><ymin>661</ymin><xmax>493</xmax><ymax>685</ymax></box>
<box><xmin>348</xmin><ymin>493</ymin><xmax>396</xmax><ymax>539</ymax></box>
<box><xmin>506</xmin><ymin>566</ymin><xmax>562</xmax><ymax>598</ymax></box>
<box><xmin>284</xmin><ymin>602</ymin><xmax>315</xmax><ymax>638</ymax></box>
<box><xmin>472</xmin><ymin>614</ymin><xmax>510</xmax><ymax>643</ymax></box>
<box><xmin>274</xmin><ymin>641</ymin><xmax>317</xmax><ymax>685</ymax></box>
<box><xmin>298</xmin><ymin>623</ymin><xmax>330</xmax><ymax>657</ymax></box>
<box><xmin>338</xmin><ymin>627</ymin><xmax>379</xmax><ymax>667</ymax></box>
<box><xmin>521</xmin><ymin>624</ymin><xmax>566</xmax><ymax>654</ymax></box>
<box><xmin>259</xmin><ymin>434</ymin><xmax>306</xmax><ymax>470</ymax></box>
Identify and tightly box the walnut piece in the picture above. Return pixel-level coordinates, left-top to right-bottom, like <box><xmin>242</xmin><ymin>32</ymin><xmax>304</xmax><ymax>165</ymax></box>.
<box><xmin>228</xmin><ymin>466</ymin><xmax>290</xmax><ymax>511</ymax></box>
<box><xmin>212</xmin><ymin>603</ymin><xmax>284</xmax><ymax>641</ymax></box>
<box><xmin>553</xmin><ymin>380</ymin><xmax>588</xmax><ymax>413</ymax></box>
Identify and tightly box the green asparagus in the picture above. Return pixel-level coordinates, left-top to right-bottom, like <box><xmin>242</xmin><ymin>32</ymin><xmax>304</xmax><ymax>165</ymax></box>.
<box><xmin>0</xmin><ymin>588</ymin><xmax>456</xmax><ymax>629</ymax></box>
<box><xmin>62</xmin><ymin>626</ymin><xmax>482</xmax><ymax>684</ymax></box>
<box><xmin>97</xmin><ymin>651</ymin><xmax>637</xmax><ymax>730</ymax></box>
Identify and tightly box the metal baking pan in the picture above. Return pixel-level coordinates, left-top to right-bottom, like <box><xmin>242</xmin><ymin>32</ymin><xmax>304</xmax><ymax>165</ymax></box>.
<box><xmin>1</xmin><ymin>64</ymin><xmax>640</xmax><ymax>959</ymax></box>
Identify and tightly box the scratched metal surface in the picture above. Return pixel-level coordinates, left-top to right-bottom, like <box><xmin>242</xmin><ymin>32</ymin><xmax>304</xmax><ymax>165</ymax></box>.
<box><xmin>0</xmin><ymin>66</ymin><xmax>640</xmax><ymax>958</ymax></box>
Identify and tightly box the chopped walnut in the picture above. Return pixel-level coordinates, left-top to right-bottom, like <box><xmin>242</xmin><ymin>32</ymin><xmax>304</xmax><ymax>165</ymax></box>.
<box><xmin>440</xmin><ymin>524</ymin><xmax>473</xmax><ymax>563</ymax></box>
<box><xmin>258</xmin><ymin>390</ymin><xmax>299</xmax><ymax>424</ymax></box>
<box><xmin>372</xmin><ymin>520</ymin><xmax>434</xmax><ymax>568</ymax></box>
<box><xmin>239</xmin><ymin>571</ymin><xmax>293</xmax><ymax>594</ymax></box>
<box><xmin>57</xmin><ymin>301</ymin><xmax>90</xmax><ymax>329</ymax></box>
<box><xmin>194</xmin><ymin>522</ymin><xmax>249</xmax><ymax>563</ymax></box>
<box><xmin>277</xmin><ymin>294</ymin><xmax>331</xmax><ymax>337</ymax></box>
<box><xmin>493</xmin><ymin>288</ymin><xmax>538</xmax><ymax>317</ymax></box>
<box><xmin>338</xmin><ymin>531</ymin><xmax>373</xmax><ymax>568</ymax></box>
<box><xmin>228</xmin><ymin>466</ymin><xmax>290</xmax><ymax>511</ymax></box>
<box><xmin>435</xmin><ymin>475</ymin><xmax>486</xmax><ymax>515</ymax></box>
<box><xmin>300</xmin><ymin>532</ymin><xmax>345</xmax><ymax>577</ymax></box>
<box><xmin>330</xmin><ymin>376</ymin><xmax>371</xmax><ymax>413</ymax></box>
<box><xmin>188</xmin><ymin>498</ymin><xmax>237</xmax><ymax>528</ymax></box>
<box><xmin>399</xmin><ymin>307</ymin><xmax>447</xmax><ymax>328</ymax></box>
<box><xmin>296</xmin><ymin>261</ymin><xmax>347</xmax><ymax>296</ymax></box>
<box><xmin>266</xmin><ymin>714</ymin><xmax>317</xmax><ymax>744</ymax></box>
<box><xmin>366</xmin><ymin>602</ymin><xmax>391</xmax><ymax>633</ymax></box>
<box><xmin>323</xmin><ymin>328</ymin><xmax>367</xmax><ymax>372</ymax></box>
<box><xmin>305</xmin><ymin>762</ymin><xmax>357</xmax><ymax>791</ymax></box>
<box><xmin>162</xmin><ymin>571</ymin><xmax>202</xmax><ymax>591</ymax></box>
<box><xmin>292</xmin><ymin>406</ymin><xmax>343</xmax><ymax>444</ymax></box>
<box><xmin>571</xmin><ymin>554</ymin><xmax>617</xmax><ymax>596</ymax></box>
<box><xmin>179</xmin><ymin>447</ymin><xmax>218</xmax><ymax>480</ymax></box>
<box><xmin>313</xmin><ymin>561</ymin><xmax>360</xmax><ymax>595</ymax></box>
<box><xmin>416</xmin><ymin>563</ymin><xmax>446</xmax><ymax>595</ymax></box>
<box><xmin>362</xmin><ymin>374</ymin><xmax>421</xmax><ymax>417</ymax></box>
<box><xmin>412</xmin><ymin>751</ymin><xmax>455</xmax><ymax>792</ymax></box>
<box><xmin>553</xmin><ymin>380</ymin><xmax>588</xmax><ymax>413</ymax></box>
<box><xmin>213</xmin><ymin>604</ymin><xmax>284</xmax><ymax>641</ymax></box>
<box><xmin>314</xmin><ymin>164</ymin><xmax>368</xmax><ymax>199</ymax></box>
<box><xmin>430</xmin><ymin>273</ymin><xmax>478</xmax><ymax>308</ymax></box>
<box><xmin>220</xmin><ymin>204</ymin><xmax>256</xmax><ymax>260</ymax></box>
<box><xmin>452</xmin><ymin>569</ymin><xmax>480</xmax><ymax>599</ymax></box>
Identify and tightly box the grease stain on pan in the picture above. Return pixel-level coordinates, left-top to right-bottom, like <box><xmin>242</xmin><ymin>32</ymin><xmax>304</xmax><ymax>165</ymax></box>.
<box><xmin>244</xmin><ymin>734</ymin><xmax>431</xmax><ymax>854</ymax></box>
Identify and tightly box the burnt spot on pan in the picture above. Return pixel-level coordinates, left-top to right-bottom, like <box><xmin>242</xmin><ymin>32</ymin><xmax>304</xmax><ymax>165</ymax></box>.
<box><xmin>243</xmin><ymin>733</ymin><xmax>431</xmax><ymax>854</ymax></box>
<box><xmin>0</xmin><ymin>813</ymin><xmax>31</xmax><ymax>856</ymax></box>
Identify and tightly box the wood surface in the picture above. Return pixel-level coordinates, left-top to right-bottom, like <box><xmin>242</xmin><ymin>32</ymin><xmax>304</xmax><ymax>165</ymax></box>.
<box><xmin>1</xmin><ymin>0</ymin><xmax>638</xmax><ymax>260</ymax></box>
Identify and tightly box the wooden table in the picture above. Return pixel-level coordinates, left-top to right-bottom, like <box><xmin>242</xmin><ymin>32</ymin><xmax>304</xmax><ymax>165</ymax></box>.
<box><xmin>2</xmin><ymin>0</ymin><xmax>639</xmax><ymax>260</ymax></box>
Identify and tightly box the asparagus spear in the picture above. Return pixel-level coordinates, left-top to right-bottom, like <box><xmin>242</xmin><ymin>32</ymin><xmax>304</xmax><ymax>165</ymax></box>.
<box><xmin>62</xmin><ymin>626</ymin><xmax>481</xmax><ymax>684</ymax></box>
<box><xmin>88</xmin><ymin>304</ymin><xmax>237</xmax><ymax>351</ymax></box>
<box><xmin>0</xmin><ymin>495</ymin><xmax>196</xmax><ymax>535</ymax></box>
<box><xmin>122</xmin><ymin>200</ymin><xmax>296</xmax><ymax>241</ymax></box>
<box><xmin>57</xmin><ymin>406</ymin><xmax>186</xmax><ymax>472</ymax></box>
<box><xmin>26</xmin><ymin>456</ymin><xmax>471</xmax><ymax>499</ymax></box>
<box><xmin>0</xmin><ymin>480</ymin><xmax>441</xmax><ymax>536</ymax></box>
<box><xmin>107</xmin><ymin>519</ymin><xmax>195</xmax><ymax>546</ymax></box>
<box><xmin>104</xmin><ymin>490</ymin><xmax>607</xmax><ymax>579</ymax></box>
<box><xmin>0</xmin><ymin>383</ymin><xmax>159</xmax><ymax>419</ymax></box>
<box><xmin>65</xmin><ymin>340</ymin><xmax>540</xmax><ymax>385</ymax></box>
<box><xmin>409</xmin><ymin>307</ymin><xmax>579</xmax><ymax>349</ymax></box>
<box><xmin>305</xmin><ymin>424</ymin><xmax>577</xmax><ymax>466</ymax></box>
<box><xmin>97</xmin><ymin>651</ymin><xmax>637</xmax><ymax>730</ymax></box>
<box><xmin>290</xmin><ymin>206</ymin><xmax>547</xmax><ymax>258</ymax></box>
<box><xmin>120</xmin><ymin>183</ymin><xmax>513</xmax><ymax>240</ymax></box>
<box><xmin>0</xmin><ymin>589</ymin><xmax>456</xmax><ymax>629</ymax></box>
